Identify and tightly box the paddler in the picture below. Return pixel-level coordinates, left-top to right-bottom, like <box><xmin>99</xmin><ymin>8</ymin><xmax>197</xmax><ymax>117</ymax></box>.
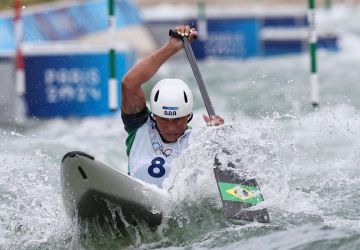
<box><xmin>121</xmin><ymin>25</ymin><xmax>224</xmax><ymax>188</ymax></box>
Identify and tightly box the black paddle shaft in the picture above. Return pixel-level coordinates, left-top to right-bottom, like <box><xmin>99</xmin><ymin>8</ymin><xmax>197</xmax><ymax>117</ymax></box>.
<box><xmin>169</xmin><ymin>29</ymin><xmax>216</xmax><ymax>117</ymax></box>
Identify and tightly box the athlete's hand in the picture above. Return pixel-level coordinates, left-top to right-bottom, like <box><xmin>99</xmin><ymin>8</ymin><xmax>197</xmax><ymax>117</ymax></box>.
<box><xmin>175</xmin><ymin>25</ymin><xmax>197</xmax><ymax>42</ymax></box>
<box><xmin>203</xmin><ymin>114</ymin><xmax>225</xmax><ymax>126</ymax></box>
<box><xmin>169</xmin><ymin>25</ymin><xmax>197</xmax><ymax>51</ymax></box>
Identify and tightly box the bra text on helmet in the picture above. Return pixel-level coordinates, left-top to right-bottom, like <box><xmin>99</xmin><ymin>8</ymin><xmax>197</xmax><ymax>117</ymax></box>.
<box><xmin>164</xmin><ymin>110</ymin><xmax>177</xmax><ymax>116</ymax></box>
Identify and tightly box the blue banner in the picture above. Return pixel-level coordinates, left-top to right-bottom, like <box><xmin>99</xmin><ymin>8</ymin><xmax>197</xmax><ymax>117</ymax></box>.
<box><xmin>24</xmin><ymin>50</ymin><xmax>135</xmax><ymax>118</ymax></box>
<box><xmin>192</xmin><ymin>18</ymin><xmax>260</xmax><ymax>58</ymax></box>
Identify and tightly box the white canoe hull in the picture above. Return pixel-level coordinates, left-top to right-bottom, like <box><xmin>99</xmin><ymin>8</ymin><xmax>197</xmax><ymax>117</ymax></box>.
<box><xmin>61</xmin><ymin>151</ymin><xmax>168</xmax><ymax>231</ymax></box>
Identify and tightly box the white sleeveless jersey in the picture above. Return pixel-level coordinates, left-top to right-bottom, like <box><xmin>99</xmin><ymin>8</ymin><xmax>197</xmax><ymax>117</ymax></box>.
<box><xmin>128</xmin><ymin>118</ymin><xmax>191</xmax><ymax>188</ymax></box>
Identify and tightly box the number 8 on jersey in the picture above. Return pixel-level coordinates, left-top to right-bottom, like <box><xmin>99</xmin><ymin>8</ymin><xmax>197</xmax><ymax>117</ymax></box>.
<box><xmin>148</xmin><ymin>157</ymin><xmax>166</xmax><ymax>178</ymax></box>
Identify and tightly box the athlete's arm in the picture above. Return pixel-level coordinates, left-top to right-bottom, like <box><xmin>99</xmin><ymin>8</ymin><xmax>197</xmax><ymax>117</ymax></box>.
<box><xmin>121</xmin><ymin>25</ymin><xmax>197</xmax><ymax>115</ymax></box>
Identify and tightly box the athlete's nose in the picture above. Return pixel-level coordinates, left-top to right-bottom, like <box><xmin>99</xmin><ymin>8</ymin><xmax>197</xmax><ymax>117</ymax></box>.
<box><xmin>165</xmin><ymin>123</ymin><xmax>178</xmax><ymax>133</ymax></box>
<box><xmin>166</xmin><ymin>119</ymin><xmax>180</xmax><ymax>129</ymax></box>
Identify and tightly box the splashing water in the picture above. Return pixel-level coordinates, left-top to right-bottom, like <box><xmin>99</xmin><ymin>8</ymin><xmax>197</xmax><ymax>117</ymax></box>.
<box><xmin>1</xmin><ymin>4</ymin><xmax>360</xmax><ymax>250</ymax></box>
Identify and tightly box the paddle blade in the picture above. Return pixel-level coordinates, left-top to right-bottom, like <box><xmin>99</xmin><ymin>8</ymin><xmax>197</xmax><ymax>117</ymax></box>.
<box><xmin>213</xmin><ymin>167</ymin><xmax>270</xmax><ymax>223</ymax></box>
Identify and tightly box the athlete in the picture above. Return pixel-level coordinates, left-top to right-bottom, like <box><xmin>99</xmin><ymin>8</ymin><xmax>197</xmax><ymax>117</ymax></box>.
<box><xmin>121</xmin><ymin>25</ymin><xmax>224</xmax><ymax>188</ymax></box>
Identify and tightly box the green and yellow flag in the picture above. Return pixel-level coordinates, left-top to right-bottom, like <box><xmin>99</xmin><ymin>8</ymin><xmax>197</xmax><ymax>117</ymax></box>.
<box><xmin>218</xmin><ymin>182</ymin><xmax>264</xmax><ymax>205</ymax></box>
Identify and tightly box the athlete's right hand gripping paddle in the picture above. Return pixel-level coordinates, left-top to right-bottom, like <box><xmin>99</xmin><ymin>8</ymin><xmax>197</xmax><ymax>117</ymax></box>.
<box><xmin>169</xmin><ymin>29</ymin><xmax>270</xmax><ymax>223</ymax></box>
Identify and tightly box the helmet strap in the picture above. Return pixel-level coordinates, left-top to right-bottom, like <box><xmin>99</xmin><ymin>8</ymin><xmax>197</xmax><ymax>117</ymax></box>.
<box><xmin>149</xmin><ymin>113</ymin><xmax>156</xmax><ymax>123</ymax></box>
<box><xmin>187</xmin><ymin>112</ymin><xmax>193</xmax><ymax>123</ymax></box>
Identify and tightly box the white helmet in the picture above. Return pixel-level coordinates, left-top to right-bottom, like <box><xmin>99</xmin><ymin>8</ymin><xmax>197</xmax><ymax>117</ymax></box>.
<box><xmin>150</xmin><ymin>78</ymin><xmax>193</xmax><ymax>118</ymax></box>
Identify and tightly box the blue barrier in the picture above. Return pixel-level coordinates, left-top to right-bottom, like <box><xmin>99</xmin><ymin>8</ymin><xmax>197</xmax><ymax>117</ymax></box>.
<box><xmin>0</xmin><ymin>0</ymin><xmax>141</xmax><ymax>50</ymax></box>
<box><xmin>318</xmin><ymin>35</ymin><xmax>338</xmax><ymax>51</ymax></box>
<box><xmin>261</xmin><ymin>16</ymin><xmax>307</xmax><ymax>28</ymax></box>
<box><xmin>262</xmin><ymin>40</ymin><xmax>304</xmax><ymax>56</ymax></box>
<box><xmin>261</xmin><ymin>31</ymin><xmax>338</xmax><ymax>57</ymax></box>
<box><xmin>145</xmin><ymin>8</ymin><xmax>338</xmax><ymax>59</ymax></box>
<box><xmin>205</xmin><ymin>18</ymin><xmax>260</xmax><ymax>58</ymax></box>
<box><xmin>117</xmin><ymin>0</ymin><xmax>142</xmax><ymax>25</ymax></box>
<box><xmin>23</xmin><ymin>15</ymin><xmax>46</xmax><ymax>42</ymax></box>
<box><xmin>68</xmin><ymin>2</ymin><xmax>113</xmax><ymax>33</ymax></box>
<box><xmin>23</xmin><ymin>43</ymin><xmax>135</xmax><ymax>118</ymax></box>
<box><xmin>0</xmin><ymin>18</ymin><xmax>15</xmax><ymax>50</ymax></box>
<box><xmin>178</xmin><ymin>18</ymin><xmax>260</xmax><ymax>59</ymax></box>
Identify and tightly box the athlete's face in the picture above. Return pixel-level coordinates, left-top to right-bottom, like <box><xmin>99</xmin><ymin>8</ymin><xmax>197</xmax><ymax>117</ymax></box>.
<box><xmin>154</xmin><ymin>114</ymin><xmax>190</xmax><ymax>143</ymax></box>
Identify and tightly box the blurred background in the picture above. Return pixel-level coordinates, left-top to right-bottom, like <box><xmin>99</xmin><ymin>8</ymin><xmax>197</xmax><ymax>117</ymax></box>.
<box><xmin>0</xmin><ymin>0</ymin><xmax>355</xmax><ymax>120</ymax></box>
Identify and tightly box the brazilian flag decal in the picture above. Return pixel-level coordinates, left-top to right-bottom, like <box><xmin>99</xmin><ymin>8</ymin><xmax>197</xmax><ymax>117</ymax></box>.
<box><xmin>213</xmin><ymin>166</ymin><xmax>270</xmax><ymax>222</ymax></box>
<box><xmin>218</xmin><ymin>182</ymin><xmax>264</xmax><ymax>205</ymax></box>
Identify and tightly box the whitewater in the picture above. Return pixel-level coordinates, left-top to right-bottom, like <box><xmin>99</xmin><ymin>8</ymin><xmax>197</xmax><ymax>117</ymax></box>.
<box><xmin>1</xmin><ymin>4</ymin><xmax>360</xmax><ymax>250</ymax></box>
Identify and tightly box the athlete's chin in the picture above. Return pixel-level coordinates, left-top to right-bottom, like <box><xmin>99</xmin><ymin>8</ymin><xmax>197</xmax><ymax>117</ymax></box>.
<box><xmin>163</xmin><ymin>134</ymin><xmax>180</xmax><ymax>143</ymax></box>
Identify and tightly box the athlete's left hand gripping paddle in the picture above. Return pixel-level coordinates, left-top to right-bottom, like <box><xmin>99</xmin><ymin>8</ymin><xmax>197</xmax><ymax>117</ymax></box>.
<box><xmin>169</xmin><ymin>29</ymin><xmax>270</xmax><ymax>223</ymax></box>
